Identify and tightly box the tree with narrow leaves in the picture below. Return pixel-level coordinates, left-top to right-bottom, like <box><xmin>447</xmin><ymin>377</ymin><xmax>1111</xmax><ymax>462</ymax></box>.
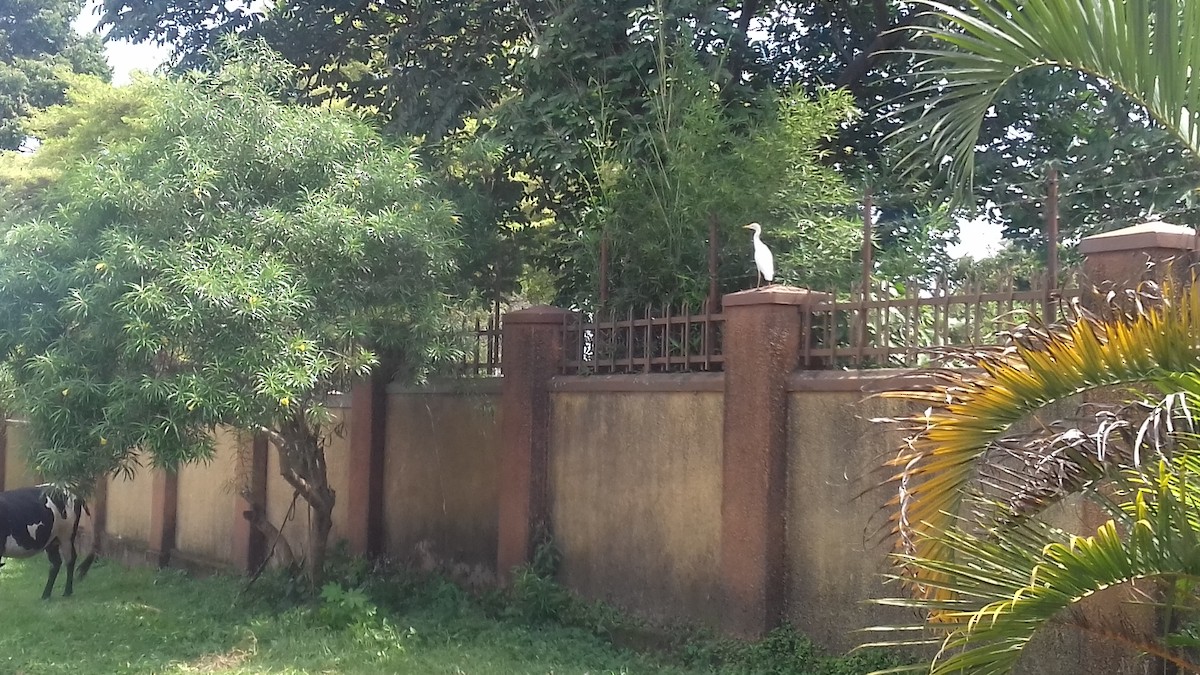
<box><xmin>0</xmin><ymin>42</ymin><xmax>458</xmax><ymax>586</ymax></box>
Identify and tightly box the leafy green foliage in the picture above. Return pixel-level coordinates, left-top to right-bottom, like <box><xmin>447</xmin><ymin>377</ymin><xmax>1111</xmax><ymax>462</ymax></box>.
<box><xmin>892</xmin><ymin>0</ymin><xmax>1200</xmax><ymax>200</ymax></box>
<box><xmin>550</xmin><ymin>44</ymin><xmax>862</xmax><ymax>308</ymax></box>
<box><xmin>0</xmin><ymin>41</ymin><xmax>458</xmax><ymax>582</ymax></box>
<box><xmin>98</xmin><ymin>0</ymin><xmax>931</xmax><ymax>306</ymax></box>
<box><xmin>0</xmin><ymin>558</ymin><xmax>677</xmax><ymax>674</ymax></box>
<box><xmin>871</xmin><ymin>462</ymin><xmax>1200</xmax><ymax>673</ymax></box>
<box><xmin>682</xmin><ymin>627</ymin><xmax>909</xmax><ymax>675</ymax></box>
<box><xmin>0</xmin><ymin>0</ymin><xmax>110</xmax><ymax>150</ymax></box>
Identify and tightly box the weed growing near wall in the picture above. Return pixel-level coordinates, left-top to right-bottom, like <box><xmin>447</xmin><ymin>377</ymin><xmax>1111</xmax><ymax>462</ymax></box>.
<box><xmin>247</xmin><ymin>541</ymin><xmax>912</xmax><ymax>674</ymax></box>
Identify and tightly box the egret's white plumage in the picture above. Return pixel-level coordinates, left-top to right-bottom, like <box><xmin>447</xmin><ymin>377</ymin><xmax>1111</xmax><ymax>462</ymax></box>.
<box><xmin>743</xmin><ymin>222</ymin><xmax>774</xmax><ymax>287</ymax></box>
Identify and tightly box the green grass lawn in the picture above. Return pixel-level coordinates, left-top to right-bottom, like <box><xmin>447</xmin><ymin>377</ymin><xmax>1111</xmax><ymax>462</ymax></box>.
<box><xmin>0</xmin><ymin>557</ymin><xmax>700</xmax><ymax>674</ymax></box>
<box><xmin>0</xmin><ymin>557</ymin><xmax>905</xmax><ymax>675</ymax></box>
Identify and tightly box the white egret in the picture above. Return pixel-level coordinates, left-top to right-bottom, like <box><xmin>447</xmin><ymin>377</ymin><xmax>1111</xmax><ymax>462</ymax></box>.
<box><xmin>743</xmin><ymin>222</ymin><xmax>774</xmax><ymax>288</ymax></box>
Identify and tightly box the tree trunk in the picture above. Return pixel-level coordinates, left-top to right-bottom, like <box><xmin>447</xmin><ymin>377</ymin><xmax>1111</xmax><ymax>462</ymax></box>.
<box><xmin>266</xmin><ymin>414</ymin><xmax>337</xmax><ymax>590</ymax></box>
<box><xmin>307</xmin><ymin>494</ymin><xmax>334</xmax><ymax>590</ymax></box>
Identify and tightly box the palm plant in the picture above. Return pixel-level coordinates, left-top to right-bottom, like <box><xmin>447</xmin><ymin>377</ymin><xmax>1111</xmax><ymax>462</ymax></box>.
<box><xmin>877</xmin><ymin>1</ymin><xmax>1200</xmax><ymax>670</ymax></box>
<box><xmin>874</xmin><ymin>281</ymin><xmax>1200</xmax><ymax>670</ymax></box>
<box><xmin>894</xmin><ymin>0</ymin><xmax>1200</xmax><ymax>198</ymax></box>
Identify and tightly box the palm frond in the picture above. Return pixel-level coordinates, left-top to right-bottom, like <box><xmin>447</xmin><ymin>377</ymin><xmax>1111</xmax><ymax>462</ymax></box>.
<box><xmin>883</xmin><ymin>281</ymin><xmax>1200</xmax><ymax>598</ymax></box>
<box><xmin>868</xmin><ymin>462</ymin><xmax>1200</xmax><ymax>674</ymax></box>
<box><xmin>893</xmin><ymin>0</ymin><xmax>1200</xmax><ymax>196</ymax></box>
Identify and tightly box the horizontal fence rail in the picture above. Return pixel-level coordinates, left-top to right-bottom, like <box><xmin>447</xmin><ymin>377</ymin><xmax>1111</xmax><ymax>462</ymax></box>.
<box><xmin>562</xmin><ymin>303</ymin><xmax>725</xmax><ymax>374</ymax></box>
<box><xmin>801</xmin><ymin>282</ymin><xmax>1084</xmax><ymax>369</ymax></box>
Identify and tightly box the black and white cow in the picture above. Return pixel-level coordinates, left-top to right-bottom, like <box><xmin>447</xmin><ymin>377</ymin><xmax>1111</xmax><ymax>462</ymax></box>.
<box><xmin>0</xmin><ymin>486</ymin><xmax>97</xmax><ymax>599</ymax></box>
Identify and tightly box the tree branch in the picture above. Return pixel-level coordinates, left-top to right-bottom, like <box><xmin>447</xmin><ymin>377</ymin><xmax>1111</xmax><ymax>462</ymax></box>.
<box><xmin>279</xmin><ymin>464</ymin><xmax>322</xmax><ymax>509</ymax></box>
<box><xmin>258</xmin><ymin>425</ymin><xmax>286</xmax><ymax>450</ymax></box>
<box><xmin>722</xmin><ymin>0</ymin><xmax>765</xmax><ymax>90</ymax></box>
<box><xmin>834</xmin><ymin>11</ymin><xmax>922</xmax><ymax>92</ymax></box>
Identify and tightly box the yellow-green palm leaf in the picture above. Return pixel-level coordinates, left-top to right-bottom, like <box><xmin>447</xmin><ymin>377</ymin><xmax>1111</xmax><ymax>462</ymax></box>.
<box><xmin>869</xmin><ymin>463</ymin><xmax>1200</xmax><ymax>674</ymax></box>
<box><xmin>885</xmin><ymin>282</ymin><xmax>1200</xmax><ymax>598</ymax></box>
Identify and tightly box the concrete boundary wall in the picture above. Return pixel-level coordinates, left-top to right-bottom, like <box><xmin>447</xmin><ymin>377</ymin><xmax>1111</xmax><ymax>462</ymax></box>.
<box><xmin>0</xmin><ymin>370</ymin><xmax>1147</xmax><ymax>675</ymax></box>
<box><xmin>0</xmin><ymin>225</ymin><xmax>1181</xmax><ymax>675</ymax></box>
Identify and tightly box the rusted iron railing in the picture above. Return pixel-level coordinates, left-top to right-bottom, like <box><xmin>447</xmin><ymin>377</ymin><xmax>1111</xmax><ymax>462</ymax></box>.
<box><xmin>801</xmin><ymin>278</ymin><xmax>1083</xmax><ymax>369</ymax></box>
<box><xmin>561</xmin><ymin>302</ymin><xmax>725</xmax><ymax>374</ymax></box>
<box><xmin>457</xmin><ymin>302</ymin><xmax>502</xmax><ymax>376</ymax></box>
<box><xmin>459</xmin><ymin>275</ymin><xmax>1085</xmax><ymax>376</ymax></box>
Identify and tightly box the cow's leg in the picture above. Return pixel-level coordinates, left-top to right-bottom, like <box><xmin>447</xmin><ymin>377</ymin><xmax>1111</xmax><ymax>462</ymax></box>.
<box><xmin>42</xmin><ymin>542</ymin><xmax>62</xmax><ymax>600</ymax></box>
<box><xmin>77</xmin><ymin>552</ymin><xmax>96</xmax><ymax>581</ymax></box>
<box><xmin>62</xmin><ymin>536</ymin><xmax>77</xmax><ymax>597</ymax></box>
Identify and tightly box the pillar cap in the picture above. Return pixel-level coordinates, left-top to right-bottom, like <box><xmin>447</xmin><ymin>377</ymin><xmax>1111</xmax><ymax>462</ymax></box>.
<box><xmin>723</xmin><ymin>285</ymin><xmax>832</xmax><ymax>307</ymax></box>
<box><xmin>502</xmin><ymin>305</ymin><xmax>575</xmax><ymax>325</ymax></box>
<box><xmin>1079</xmin><ymin>221</ymin><xmax>1196</xmax><ymax>255</ymax></box>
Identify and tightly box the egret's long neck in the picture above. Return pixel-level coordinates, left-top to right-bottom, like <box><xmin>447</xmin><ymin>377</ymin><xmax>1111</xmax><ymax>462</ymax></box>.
<box><xmin>752</xmin><ymin>230</ymin><xmax>762</xmax><ymax>243</ymax></box>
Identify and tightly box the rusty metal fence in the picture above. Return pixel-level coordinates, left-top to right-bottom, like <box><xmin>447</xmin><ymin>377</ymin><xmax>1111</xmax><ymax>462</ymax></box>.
<box><xmin>456</xmin><ymin>303</ymin><xmax>502</xmax><ymax>376</ymax></box>
<box><xmin>459</xmin><ymin>279</ymin><xmax>1086</xmax><ymax>375</ymax></box>
<box><xmin>801</xmin><ymin>280</ymin><xmax>1083</xmax><ymax>369</ymax></box>
<box><xmin>560</xmin><ymin>303</ymin><xmax>725</xmax><ymax>374</ymax></box>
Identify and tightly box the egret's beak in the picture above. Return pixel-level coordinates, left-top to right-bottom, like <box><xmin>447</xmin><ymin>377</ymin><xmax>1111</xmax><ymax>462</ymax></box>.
<box><xmin>742</xmin><ymin>224</ymin><xmax>754</xmax><ymax>229</ymax></box>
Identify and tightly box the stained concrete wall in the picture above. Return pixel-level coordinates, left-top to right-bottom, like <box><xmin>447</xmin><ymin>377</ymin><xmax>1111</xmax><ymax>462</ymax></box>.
<box><xmin>3</xmin><ymin>423</ymin><xmax>38</xmax><ymax>489</ymax></box>
<box><xmin>106</xmin><ymin>458</ymin><xmax>154</xmax><ymax>545</ymax></box>
<box><xmin>174</xmin><ymin>428</ymin><xmax>242</xmax><ymax>566</ymax></box>
<box><xmin>783</xmin><ymin>380</ymin><xmax>1151</xmax><ymax>675</ymax></box>
<box><xmin>382</xmin><ymin>382</ymin><xmax>500</xmax><ymax>570</ymax></box>
<box><xmin>785</xmin><ymin>390</ymin><xmax>909</xmax><ymax>652</ymax></box>
<box><xmin>0</xmin><ymin>369</ymin><xmax>1157</xmax><ymax>674</ymax></box>
<box><xmin>548</xmin><ymin>379</ymin><xmax>724</xmax><ymax>626</ymax></box>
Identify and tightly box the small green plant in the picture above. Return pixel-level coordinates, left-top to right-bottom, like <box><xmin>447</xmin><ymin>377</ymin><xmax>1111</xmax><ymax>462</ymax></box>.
<box><xmin>318</xmin><ymin>582</ymin><xmax>377</xmax><ymax>629</ymax></box>
<box><xmin>492</xmin><ymin>537</ymin><xmax>630</xmax><ymax>635</ymax></box>
<box><xmin>318</xmin><ymin>581</ymin><xmax>409</xmax><ymax>661</ymax></box>
<box><xmin>323</xmin><ymin>540</ymin><xmax>373</xmax><ymax>588</ymax></box>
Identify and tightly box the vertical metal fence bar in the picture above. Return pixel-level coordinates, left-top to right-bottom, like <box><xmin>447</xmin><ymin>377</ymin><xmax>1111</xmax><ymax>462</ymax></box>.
<box><xmin>855</xmin><ymin>289</ymin><xmax>867</xmax><ymax>368</ymax></box>
<box><xmin>830</xmin><ymin>294</ymin><xmax>840</xmax><ymax>368</ymax></box>
<box><xmin>801</xmin><ymin>303</ymin><xmax>813</xmax><ymax>368</ymax></box>
<box><xmin>906</xmin><ymin>279</ymin><xmax>918</xmax><ymax>368</ymax></box>
<box><xmin>940</xmin><ymin>279</ymin><xmax>952</xmax><ymax>349</ymax></box>
<box><xmin>472</xmin><ymin>316</ymin><xmax>482</xmax><ymax>375</ymax></box>
<box><xmin>683</xmin><ymin>303</ymin><xmax>692</xmax><ymax>371</ymax></box>
<box><xmin>643</xmin><ymin>304</ymin><xmax>652</xmax><ymax>373</ymax></box>
<box><xmin>973</xmin><ymin>279</ymin><xmax>983</xmax><ymax>348</ymax></box>
<box><xmin>703</xmin><ymin>299</ymin><xmax>712</xmax><ymax>372</ymax></box>
<box><xmin>661</xmin><ymin>302</ymin><xmax>670</xmax><ymax>372</ymax></box>
<box><xmin>626</xmin><ymin>306</ymin><xmax>635</xmax><ymax>372</ymax></box>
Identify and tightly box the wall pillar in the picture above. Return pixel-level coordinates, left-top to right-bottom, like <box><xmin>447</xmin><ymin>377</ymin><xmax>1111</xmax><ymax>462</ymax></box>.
<box><xmin>345</xmin><ymin>374</ymin><xmax>387</xmax><ymax>557</ymax></box>
<box><xmin>497</xmin><ymin>305</ymin><xmax>573</xmax><ymax>582</ymax></box>
<box><xmin>90</xmin><ymin>476</ymin><xmax>107</xmax><ymax>549</ymax></box>
<box><xmin>232</xmin><ymin>433</ymin><xmax>269</xmax><ymax>573</ymax></box>
<box><xmin>1079</xmin><ymin>221</ymin><xmax>1196</xmax><ymax>300</ymax></box>
<box><xmin>1078</xmin><ymin>221</ymin><xmax>1195</xmax><ymax>674</ymax></box>
<box><xmin>147</xmin><ymin>469</ymin><xmax>178</xmax><ymax>567</ymax></box>
<box><xmin>0</xmin><ymin>419</ymin><xmax>7</xmax><ymax>491</ymax></box>
<box><xmin>719</xmin><ymin>287</ymin><xmax>828</xmax><ymax>639</ymax></box>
